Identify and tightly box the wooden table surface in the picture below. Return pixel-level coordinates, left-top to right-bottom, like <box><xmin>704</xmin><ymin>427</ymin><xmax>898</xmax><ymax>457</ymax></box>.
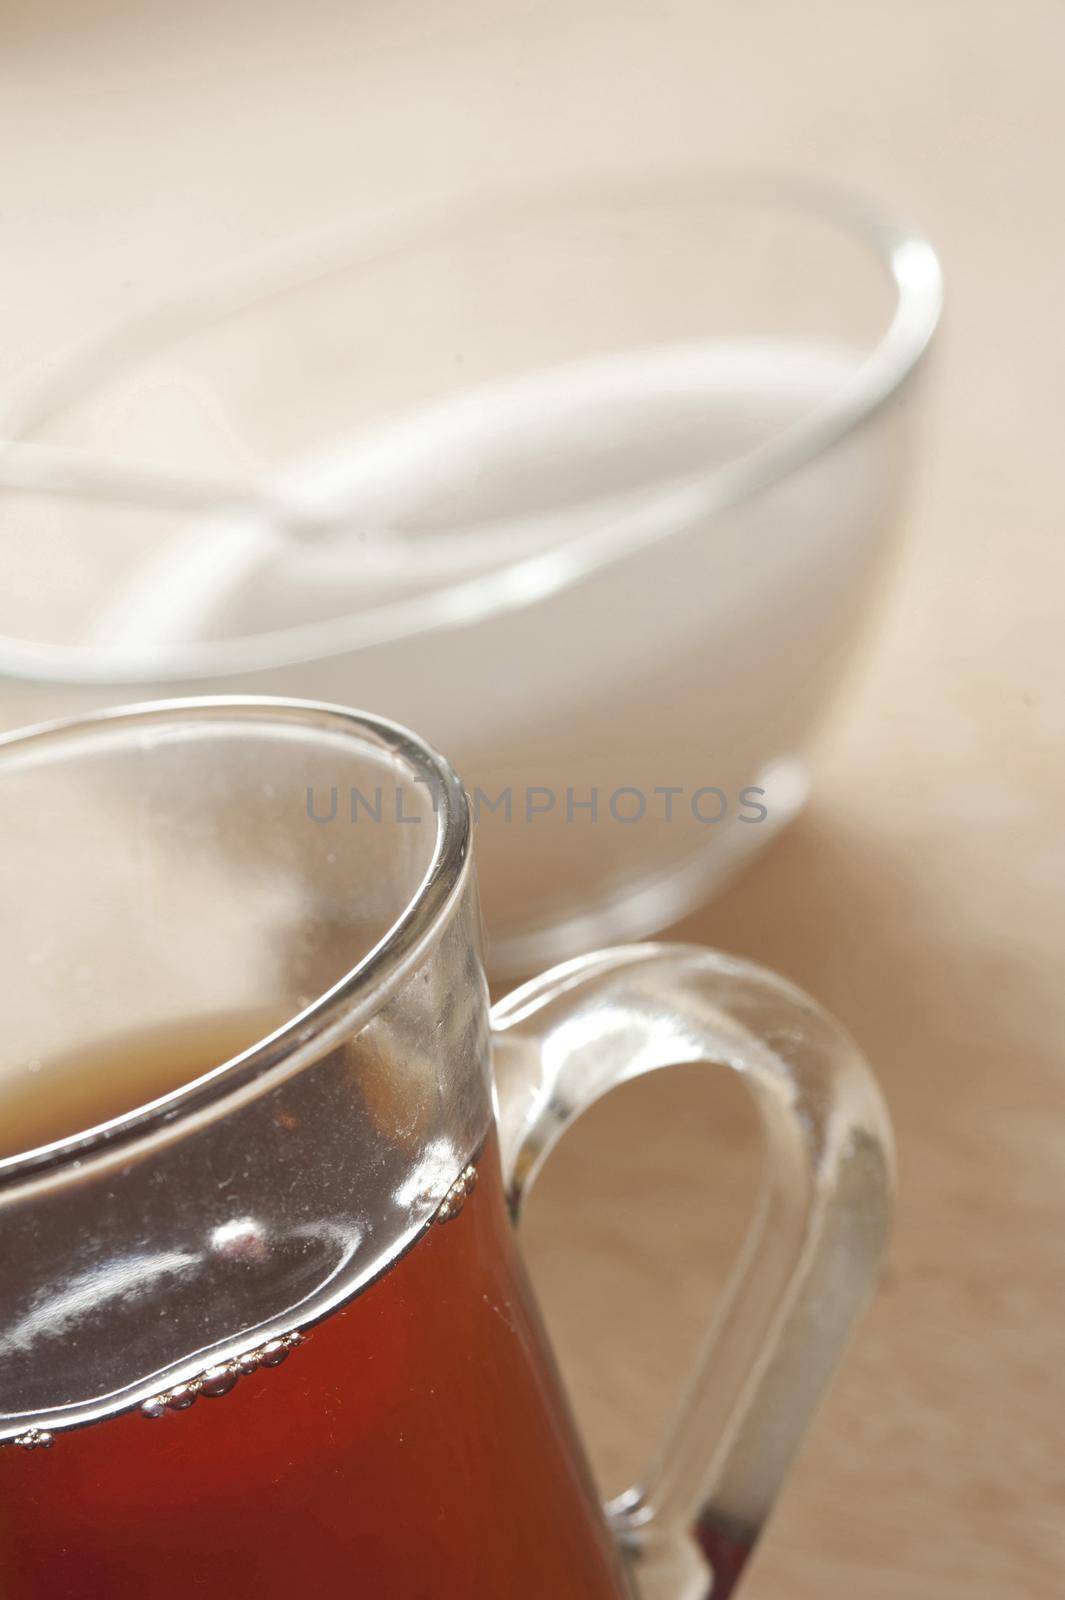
<box><xmin>2</xmin><ymin>3</ymin><xmax>1063</xmax><ymax>1595</ymax></box>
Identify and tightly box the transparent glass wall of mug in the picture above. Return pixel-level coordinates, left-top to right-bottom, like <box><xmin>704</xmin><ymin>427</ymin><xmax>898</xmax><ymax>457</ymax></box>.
<box><xmin>0</xmin><ymin>699</ymin><xmax>892</xmax><ymax>1599</ymax></box>
<box><xmin>0</xmin><ymin>699</ymin><xmax>629</xmax><ymax>1598</ymax></box>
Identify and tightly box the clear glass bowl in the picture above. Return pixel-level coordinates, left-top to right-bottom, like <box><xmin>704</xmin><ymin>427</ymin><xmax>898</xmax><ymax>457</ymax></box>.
<box><xmin>0</xmin><ymin>174</ymin><xmax>941</xmax><ymax>976</ymax></box>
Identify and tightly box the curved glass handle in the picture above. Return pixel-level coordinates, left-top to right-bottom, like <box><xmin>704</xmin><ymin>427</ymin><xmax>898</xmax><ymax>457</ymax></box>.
<box><xmin>490</xmin><ymin>943</ymin><xmax>894</xmax><ymax>1600</ymax></box>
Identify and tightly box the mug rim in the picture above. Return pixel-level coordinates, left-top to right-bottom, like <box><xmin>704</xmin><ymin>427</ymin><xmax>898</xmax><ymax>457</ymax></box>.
<box><xmin>0</xmin><ymin>170</ymin><xmax>943</xmax><ymax>686</ymax></box>
<box><xmin>0</xmin><ymin>695</ymin><xmax>472</xmax><ymax>1187</ymax></box>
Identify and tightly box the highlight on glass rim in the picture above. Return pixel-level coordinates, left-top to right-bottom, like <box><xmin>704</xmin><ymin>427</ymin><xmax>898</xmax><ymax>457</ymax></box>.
<box><xmin>0</xmin><ymin>7</ymin><xmax>1058</xmax><ymax>1598</ymax></box>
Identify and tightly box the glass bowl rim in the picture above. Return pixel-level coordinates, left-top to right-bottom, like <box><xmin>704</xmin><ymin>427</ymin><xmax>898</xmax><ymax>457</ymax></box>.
<box><xmin>0</xmin><ymin>170</ymin><xmax>943</xmax><ymax>686</ymax></box>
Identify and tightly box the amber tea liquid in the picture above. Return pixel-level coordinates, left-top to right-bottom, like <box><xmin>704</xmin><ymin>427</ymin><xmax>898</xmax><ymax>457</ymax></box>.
<box><xmin>0</xmin><ymin>1029</ymin><xmax>630</xmax><ymax>1600</ymax></box>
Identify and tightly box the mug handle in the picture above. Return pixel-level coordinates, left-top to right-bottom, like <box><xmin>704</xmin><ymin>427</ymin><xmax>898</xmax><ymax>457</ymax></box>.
<box><xmin>490</xmin><ymin>943</ymin><xmax>894</xmax><ymax>1600</ymax></box>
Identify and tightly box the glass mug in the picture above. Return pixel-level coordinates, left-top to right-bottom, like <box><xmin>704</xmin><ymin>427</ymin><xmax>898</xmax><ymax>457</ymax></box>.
<box><xmin>0</xmin><ymin>699</ymin><xmax>893</xmax><ymax>1599</ymax></box>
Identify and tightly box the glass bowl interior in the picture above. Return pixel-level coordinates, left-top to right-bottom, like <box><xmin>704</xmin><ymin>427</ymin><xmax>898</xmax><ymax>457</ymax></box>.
<box><xmin>0</xmin><ymin>175</ymin><xmax>940</xmax><ymax>677</ymax></box>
